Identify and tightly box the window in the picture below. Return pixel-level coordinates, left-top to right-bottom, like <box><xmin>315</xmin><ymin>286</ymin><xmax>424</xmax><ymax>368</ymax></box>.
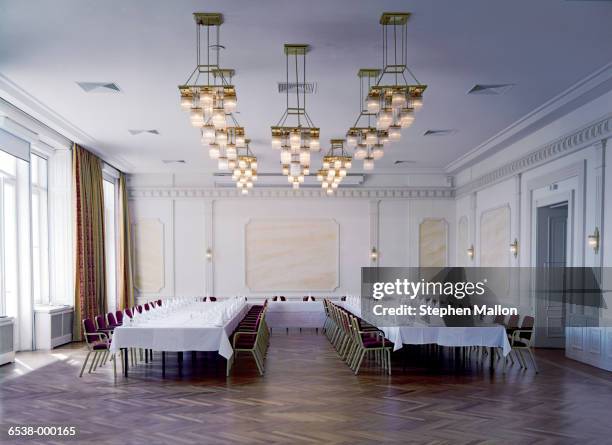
<box><xmin>103</xmin><ymin>178</ymin><xmax>117</xmax><ymax>312</ymax></box>
<box><xmin>0</xmin><ymin>150</ymin><xmax>18</xmax><ymax>317</ymax></box>
<box><xmin>31</xmin><ymin>154</ymin><xmax>50</xmax><ymax>304</ymax></box>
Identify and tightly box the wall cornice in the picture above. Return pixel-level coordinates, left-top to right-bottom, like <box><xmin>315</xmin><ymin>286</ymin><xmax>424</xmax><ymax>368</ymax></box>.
<box><xmin>455</xmin><ymin>113</ymin><xmax>612</xmax><ymax>197</ymax></box>
<box><xmin>128</xmin><ymin>186</ymin><xmax>455</xmax><ymax>200</ymax></box>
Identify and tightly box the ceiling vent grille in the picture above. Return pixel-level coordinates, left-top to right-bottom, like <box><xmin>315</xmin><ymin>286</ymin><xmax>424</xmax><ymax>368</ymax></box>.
<box><xmin>394</xmin><ymin>160</ymin><xmax>416</xmax><ymax>165</ymax></box>
<box><xmin>76</xmin><ymin>82</ymin><xmax>122</xmax><ymax>93</ymax></box>
<box><xmin>128</xmin><ymin>129</ymin><xmax>159</xmax><ymax>135</ymax></box>
<box><xmin>423</xmin><ymin>129</ymin><xmax>457</xmax><ymax>136</ymax></box>
<box><xmin>162</xmin><ymin>160</ymin><xmax>186</xmax><ymax>164</ymax></box>
<box><xmin>278</xmin><ymin>82</ymin><xmax>317</xmax><ymax>94</ymax></box>
<box><xmin>467</xmin><ymin>84</ymin><xmax>514</xmax><ymax>95</ymax></box>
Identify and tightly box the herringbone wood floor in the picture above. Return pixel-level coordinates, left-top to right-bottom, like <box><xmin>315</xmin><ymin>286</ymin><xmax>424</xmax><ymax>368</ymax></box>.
<box><xmin>1</xmin><ymin>332</ymin><xmax>612</xmax><ymax>445</ymax></box>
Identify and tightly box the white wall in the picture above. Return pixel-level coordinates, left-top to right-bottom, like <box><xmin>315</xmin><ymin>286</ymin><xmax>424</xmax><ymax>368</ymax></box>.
<box><xmin>128</xmin><ymin>176</ymin><xmax>455</xmax><ymax>301</ymax></box>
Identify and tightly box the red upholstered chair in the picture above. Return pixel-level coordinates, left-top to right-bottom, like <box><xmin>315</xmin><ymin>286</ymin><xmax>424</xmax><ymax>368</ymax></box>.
<box><xmin>95</xmin><ymin>314</ymin><xmax>114</xmax><ymax>335</ymax></box>
<box><xmin>115</xmin><ymin>310</ymin><xmax>124</xmax><ymax>325</ymax></box>
<box><xmin>272</xmin><ymin>296</ymin><xmax>278</xmax><ymax>302</ymax></box>
<box><xmin>505</xmin><ymin>314</ymin><xmax>520</xmax><ymax>335</ymax></box>
<box><xmin>303</xmin><ymin>296</ymin><xmax>309</xmax><ymax>301</ymax></box>
<box><xmin>310</xmin><ymin>296</ymin><xmax>316</xmax><ymax>301</ymax></box>
<box><xmin>80</xmin><ymin>318</ymin><xmax>121</xmax><ymax>378</ymax></box>
<box><xmin>136</xmin><ymin>305</ymin><xmax>143</xmax><ymax>313</ymax></box>
<box><xmin>107</xmin><ymin>312</ymin><xmax>121</xmax><ymax>328</ymax></box>
<box><xmin>157</xmin><ymin>299</ymin><xmax>162</xmax><ymax>306</ymax></box>
<box><xmin>279</xmin><ymin>296</ymin><xmax>286</xmax><ymax>301</ymax></box>
<box><xmin>125</xmin><ymin>308</ymin><xmax>133</xmax><ymax>319</ymax></box>
<box><xmin>144</xmin><ymin>303</ymin><xmax>150</xmax><ymax>311</ymax></box>
<box><xmin>509</xmin><ymin>316</ymin><xmax>538</xmax><ymax>372</ymax></box>
<box><xmin>209</xmin><ymin>297</ymin><xmax>217</xmax><ymax>302</ymax></box>
<box><xmin>493</xmin><ymin>314</ymin><xmax>505</xmax><ymax>325</ymax></box>
<box><xmin>150</xmin><ymin>301</ymin><xmax>156</xmax><ymax>308</ymax></box>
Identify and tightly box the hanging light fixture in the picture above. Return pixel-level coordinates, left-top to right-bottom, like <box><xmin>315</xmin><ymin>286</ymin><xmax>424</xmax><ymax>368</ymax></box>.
<box><xmin>317</xmin><ymin>139</ymin><xmax>352</xmax><ymax>195</ymax></box>
<box><xmin>232</xmin><ymin>139</ymin><xmax>258</xmax><ymax>195</ymax></box>
<box><xmin>178</xmin><ymin>13</ymin><xmax>252</xmax><ymax>174</ymax></box>
<box><xmin>271</xmin><ymin>44</ymin><xmax>320</xmax><ymax>189</ymax></box>
<box><xmin>366</xmin><ymin>12</ymin><xmax>427</xmax><ymax>141</ymax></box>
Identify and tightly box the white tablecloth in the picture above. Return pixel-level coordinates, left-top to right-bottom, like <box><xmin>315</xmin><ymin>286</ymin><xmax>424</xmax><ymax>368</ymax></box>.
<box><xmin>110</xmin><ymin>303</ymin><xmax>248</xmax><ymax>359</ymax></box>
<box><xmin>266</xmin><ymin>301</ymin><xmax>325</xmax><ymax>328</ymax></box>
<box><xmin>338</xmin><ymin>302</ymin><xmax>511</xmax><ymax>356</ymax></box>
<box><xmin>380</xmin><ymin>324</ymin><xmax>511</xmax><ymax>356</ymax></box>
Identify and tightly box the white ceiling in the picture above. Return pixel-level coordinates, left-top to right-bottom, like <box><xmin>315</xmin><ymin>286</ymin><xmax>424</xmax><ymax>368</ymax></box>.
<box><xmin>1</xmin><ymin>0</ymin><xmax>611</xmax><ymax>175</ymax></box>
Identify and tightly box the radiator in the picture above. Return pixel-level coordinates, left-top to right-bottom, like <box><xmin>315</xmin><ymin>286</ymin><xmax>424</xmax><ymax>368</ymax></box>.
<box><xmin>35</xmin><ymin>306</ymin><xmax>73</xmax><ymax>350</ymax></box>
<box><xmin>0</xmin><ymin>317</ymin><xmax>15</xmax><ymax>366</ymax></box>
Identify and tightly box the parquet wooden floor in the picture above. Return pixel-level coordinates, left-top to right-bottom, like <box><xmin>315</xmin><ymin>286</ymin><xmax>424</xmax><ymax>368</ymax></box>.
<box><xmin>1</xmin><ymin>332</ymin><xmax>612</xmax><ymax>445</ymax></box>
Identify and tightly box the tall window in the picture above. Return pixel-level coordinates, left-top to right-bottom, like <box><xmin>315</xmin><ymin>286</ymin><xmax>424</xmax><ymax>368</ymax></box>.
<box><xmin>0</xmin><ymin>150</ymin><xmax>18</xmax><ymax>317</ymax></box>
<box><xmin>103</xmin><ymin>178</ymin><xmax>117</xmax><ymax>312</ymax></box>
<box><xmin>31</xmin><ymin>154</ymin><xmax>50</xmax><ymax>304</ymax></box>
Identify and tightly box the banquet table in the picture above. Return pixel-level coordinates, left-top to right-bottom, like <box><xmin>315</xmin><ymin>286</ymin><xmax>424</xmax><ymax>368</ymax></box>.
<box><xmin>110</xmin><ymin>301</ymin><xmax>248</xmax><ymax>377</ymax></box>
<box><xmin>266</xmin><ymin>301</ymin><xmax>326</xmax><ymax>330</ymax></box>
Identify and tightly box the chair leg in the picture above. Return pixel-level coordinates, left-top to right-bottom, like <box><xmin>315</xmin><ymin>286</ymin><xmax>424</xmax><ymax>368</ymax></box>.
<box><xmin>354</xmin><ymin>350</ymin><xmax>366</xmax><ymax>375</ymax></box>
<box><xmin>252</xmin><ymin>351</ymin><xmax>264</xmax><ymax>375</ymax></box>
<box><xmin>79</xmin><ymin>352</ymin><xmax>91</xmax><ymax>377</ymax></box>
<box><xmin>88</xmin><ymin>352</ymin><xmax>98</xmax><ymax>373</ymax></box>
<box><xmin>112</xmin><ymin>354</ymin><xmax>117</xmax><ymax>378</ymax></box>
<box><xmin>527</xmin><ymin>348</ymin><xmax>539</xmax><ymax>373</ymax></box>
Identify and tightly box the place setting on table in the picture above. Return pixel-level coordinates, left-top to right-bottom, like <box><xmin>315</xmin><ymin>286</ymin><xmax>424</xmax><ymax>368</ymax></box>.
<box><xmin>109</xmin><ymin>297</ymin><xmax>249</xmax><ymax>377</ymax></box>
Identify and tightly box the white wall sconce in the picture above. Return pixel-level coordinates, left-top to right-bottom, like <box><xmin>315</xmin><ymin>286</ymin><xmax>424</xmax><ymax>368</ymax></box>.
<box><xmin>587</xmin><ymin>227</ymin><xmax>599</xmax><ymax>254</ymax></box>
<box><xmin>509</xmin><ymin>238</ymin><xmax>519</xmax><ymax>258</ymax></box>
<box><xmin>466</xmin><ymin>245</ymin><xmax>474</xmax><ymax>260</ymax></box>
<box><xmin>370</xmin><ymin>247</ymin><xmax>378</xmax><ymax>262</ymax></box>
<box><xmin>205</xmin><ymin>248</ymin><xmax>213</xmax><ymax>261</ymax></box>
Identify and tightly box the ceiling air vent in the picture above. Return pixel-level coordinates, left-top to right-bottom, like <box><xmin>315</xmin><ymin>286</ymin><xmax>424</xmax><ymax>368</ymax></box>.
<box><xmin>394</xmin><ymin>160</ymin><xmax>416</xmax><ymax>165</ymax></box>
<box><xmin>76</xmin><ymin>82</ymin><xmax>122</xmax><ymax>93</ymax></box>
<box><xmin>467</xmin><ymin>84</ymin><xmax>514</xmax><ymax>95</ymax></box>
<box><xmin>423</xmin><ymin>129</ymin><xmax>457</xmax><ymax>136</ymax></box>
<box><xmin>162</xmin><ymin>160</ymin><xmax>186</xmax><ymax>164</ymax></box>
<box><xmin>278</xmin><ymin>82</ymin><xmax>317</xmax><ymax>94</ymax></box>
<box><xmin>128</xmin><ymin>129</ymin><xmax>159</xmax><ymax>135</ymax></box>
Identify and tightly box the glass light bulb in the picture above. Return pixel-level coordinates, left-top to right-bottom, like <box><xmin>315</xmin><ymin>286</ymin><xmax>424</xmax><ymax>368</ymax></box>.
<box><xmin>366</xmin><ymin>131</ymin><xmax>377</xmax><ymax>146</ymax></box>
<box><xmin>212</xmin><ymin>108</ymin><xmax>226</xmax><ymax>129</ymax></box>
<box><xmin>282</xmin><ymin>165</ymin><xmax>289</xmax><ymax>175</ymax></box>
<box><xmin>190</xmin><ymin>108</ymin><xmax>204</xmax><ymax>127</ymax></box>
<box><xmin>321</xmin><ymin>181</ymin><xmax>329</xmax><ymax>189</ymax></box>
<box><xmin>309</xmin><ymin>137</ymin><xmax>320</xmax><ymax>152</ymax></box>
<box><xmin>392</xmin><ymin>91</ymin><xmax>406</xmax><ymax>108</ymax></box>
<box><xmin>289</xmin><ymin>130</ymin><xmax>301</xmax><ymax>149</ymax></box>
<box><xmin>292</xmin><ymin>182</ymin><xmax>299</xmax><ymax>190</ymax></box>
<box><xmin>326</xmin><ymin>188</ymin><xmax>334</xmax><ymax>195</ymax></box>
<box><xmin>323</xmin><ymin>161</ymin><xmax>330</xmax><ymax>169</ymax></box>
<box><xmin>271</xmin><ymin>135</ymin><xmax>282</xmax><ymax>149</ymax></box>
<box><xmin>241</xmin><ymin>188</ymin><xmax>249</xmax><ymax>195</ymax></box>
<box><xmin>346</xmin><ymin>161</ymin><xmax>352</xmax><ymax>169</ymax></box>
<box><xmin>216</xmin><ymin>131</ymin><xmax>228</xmax><ymax>146</ymax></box>
<box><xmin>339</xmin><ymin>168</ymin><xmax>347</xmax><ymax>177</ymax></box>
<box><xmin>346</xmin><ymin>134</ymin><xmax>357</xmax><ymax>148</ymax></box>
<box><xmin>411</xmin><ymin>95</ymin><xmax>423</xmax><ymax>111</ymax></box>
<box><xmin>290</xmin><ymin>161</ymin><xmax>301</xmax><ymax>177</ymax></box>
<box><xmin>317</xmin><ymin>172</ymin><xmax>323</xmax><ymax>181</ymax></box>
<box><xmin>372</xmin><ymin>145</ymin><xmax>384</xmax><ymax>160</ymax></box>
<box><xmin>226</xmin><ymin>144</ymin><xmax>237</xmax><ymax>160</ymax></box>
<box><xmin>354</xmin><ymin>145</ymin><xmax>367</xmax><ymax>160</ymax></box>
<box><xmin>208</xmin><ymin>145</ymin><xmax>220</xmax><ymax>159</ymax></box>
<box><xmin>298</xmin><ymin>175</ymin><xmax>304</xmax><ymax>183</ymax></box>
<box><xmin>299</xmin><ymin>150</ymin><xmax>310</xmax><ymax>165</ymax></box>
<box><xmin>366</xmin><ymin>94</ymin><xmax>380</xmax><ymax>113</ymax></box>
<box><xmin>363</xmin><ymin>157</ymin><xmax>374</xmax><ymax>171</ymax></box>
<box><xmin>200</xmin><ymin>90</ymin><xmax>213</xmax><ymax>106</ymax></box>
<box><xmin>217</xmin><ymin>156</ymin><xmax>228</xmax><ymax>170</ymax></box>
<box><xmin>224</xmin><ymin>94</ymin><xmax>237</xmax><ymax>112</ymax></box>
<box><xmin>202</xmin><ymin>125</ymin><xmax>216</xmax><ymax>143</ymax></box>
<box><xmin>331</xmin><ymin>182</ymin><xmax>339</xmax><ymax>189</ymax></box>
<box><xmin>180</xmin><ymin>94</ymin><xmax>192</xmax><ymax>110</ymax></box>
<box><xmin>251</xmin><ymin>161</ymin><xmax>258</xmax><ymax>170</ymax></box>
<box><xmin>388</xmin><ymin>125</ymin><xmax>401</xmax><ymax>142</ymax></box>
<box><xmin>228</xmin><ymin>159</ymin><xmax>236</xmax><ymax>170</ymax></box>
<box><xmin>235</xmin><ymin>134</ymin><xmax>245</xmax><ymax>147</ymax></box>
<box><xmin>400</xmin><ymin>109</ymin><xmax>415</xmax><ymax>128</ymax></box>
<box><xmin>238</xmin><ymin>159</ymin><xmax>247</xmax><ymax>169</ymax></box>
<box><xmin>280</xmin><ymin>149</ymin><xmax>292</xmax><ymax>165</ymax></box>
<box><xmin>303</xmin><ymin>167</ymin><xmax>309</xmax><ymax>175</ymax></box>
<box><xmin>333</xmin><ymin>159</ymin><xmax>341</xmax><ymax>169</ymax></box>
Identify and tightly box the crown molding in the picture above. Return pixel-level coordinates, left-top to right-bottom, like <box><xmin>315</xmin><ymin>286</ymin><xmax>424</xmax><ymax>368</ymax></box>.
<box><xmin>455</xmin><ymin>112</ymin><xmax>612</xmax><ymax>197</ymax></box>
<box><xmin>446</xmin><ymin>62</ymin><xmax>612</xmax><ymax>174</ymax></box>
<box><xmin>128</xmin><ymin>186</ymin><xmax>455</xmax><ymax>200</ymax></box>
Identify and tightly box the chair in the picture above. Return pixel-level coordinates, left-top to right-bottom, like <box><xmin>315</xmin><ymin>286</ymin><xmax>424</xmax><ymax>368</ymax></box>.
<box><xmin>136</xmin><ymin>305</ymin><xmax>143</xmax><ymax>313</ymax></box>
<box><xmin>231</xmin><ymin>307</ymin><xmax>269</xmax><ymax>376</ymax></box>
<box><xmin>80</xmin><ymin>319</ymin><xmax>122</xmax><ymax>378</ymax></box>
<box><xmin>115</xmin><ymin>310</ymin><xmax>124</xmax><ymax>325</ymax></box>
<box><xmin>509</xmin><ymin>316</ymin><xmax>538</xmax><ymax>372</ymax></box>
<box><xmin>505</xmin><ymin>314</ymin><xmax>519</xmax><ymax>335</ymax></box>
<box><xmin>144</xmin><ymin>303</ymin><xmax>150</xmax><ymax>311</ymax></box>
<box><xmin>303</xmin><ymin>296</ymin><xmax>309</xmax><ymax>301</ymax></box>
<box><xmin>124</xmin><ymin>308</ymin><xmax>134</xmax><ymax>319</ymax></box>
<box><xmin>279</xmin><ymin>296</ymin><xmax>286</xmax><ymax>301</ymax></box>
<box><xmin>493</xmin><ymin>314</ymin><xmax>506</xmax><ymax>325</ymax></box>
<box><xmin>95</xmin><ymin>314</ymin><xmax>114</xmax><ymax>335</ymax></box>
<box><xmin>107</xmin><ymin>312</ymin><xmax>121</xmax><ymax>328</ymax></box>
<box><xmin>209</xmin><ymin>296</ymin><xmax>217</xmax><ymax>302</ymax></box>
<box><xmin>157</xmin><ymin>299</ymin><xmax>162</xmax><ymax>306</ymax></box>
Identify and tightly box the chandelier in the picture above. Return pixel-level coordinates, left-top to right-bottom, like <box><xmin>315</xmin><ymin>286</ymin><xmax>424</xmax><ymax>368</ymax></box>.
<box><xmin>231</xmin><ymin>139</ymin><xmax>258</xmax><ymax>195</ymax></box>
<box><xmin>178</xmin><ymin>13</ymin><xmax>255</xmax><ymax>174</ymax></box>
<box><xmin>345</xmin><ymin>69</ymin><xmax>388</xmax><ymax>171</ymax></box>
<box><xmin>316</xmin><ymin>139</ymin><xmax>352</xmax><ymax>195</ymax></box>
<box><xmin>271</xmin><ymin>44</ymin><xmax>320</xmax><ymax>189</ymax></box>
<box><xmin>366</xmin><ymin>12</ymin><xmax>426</xmax><ymax>141</ymax></box>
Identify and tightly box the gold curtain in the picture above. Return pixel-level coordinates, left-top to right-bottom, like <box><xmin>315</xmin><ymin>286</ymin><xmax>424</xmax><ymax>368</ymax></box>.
<box><xmin>73</xmin><ymin>144</ymin><xmax>106</xmax><ymax>341</ymax></box>
<box><xmin>117</xmin><ymin>172</ymin><xmax>134</xmax><ymax>309</ymax></box>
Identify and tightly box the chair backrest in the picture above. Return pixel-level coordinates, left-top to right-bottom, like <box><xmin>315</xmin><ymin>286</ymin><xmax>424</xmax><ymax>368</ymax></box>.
<box><xmin>280</xmin><ymin>296</ymin><xmax>286</xmax><ymax>301</ymax></box>
<box><xmin>83</xmin><ymin>318</ymin><xmax>100</xmax><ymax>343</ymax></box>
<box><xmin>340</xmin><ymin>296</ymin><xmax>346</xmax><ymax>301</ymax></box>
<box><xmin>115</xmin><ymin>310</ymin><xmax>124</xmax><ymax>323</ymax></box>
<box><xmin>157</xmin><ymin>299</ymin><xmax>162</xmax><ymax>306</ymax></box>
<box><xmin>150</xmin><ymin>301</ymin><xmax>156</xmax><ymax>308</ymax></box>
<box><xmin>506</xmin><ymin>314</ymin><xmax>519</xmax><ymax>329</ymax></box>
<box><xmin>144</xmin><ymin>303</ymin><xmax>150</xmax><ymax>311</ymax></box>
<box><xmin>303</xmin><ymin>296</ymin><xmax>309</xmax><ymax>301</ymax></box>
<box><xmin>107</xmin><ymin>312</ymin><xmax>117</xmax><ymax>326</ymax></box>
<box><xmin>125</xmin><ymin>308</ymin><xmax>133</xmax><ymax>318</ymax></box>
<box><xmin>136</xmin><ymin>305</ymin><xmax>143</xmax><ymax>313</ymax></box>
<box><xmin>310</xmin><ymin>296</ymin><xmax>316</xmax><ymax>301</ymax></box>
<box><xmin>493</xmin><ymin>314</ymin><xmax>505</xmax><ymax>325</ymax></box>
<box><xmin>272</xmin><ymin>296</ymin><xmax>278</xmax><ymax>301</ymax></box>
<box><xmin>95</xmin><ymin>314</ymin><xmax>108</xmax><ymax>330</ymax></box>
<box><xmin>209</xmin><ymin>296</ymin><xmax>217</xmax><ymax>302</ymax></box>
<box><xmin>519</xmin><ymin>316</ymin><xmax>535</xmax><ymax>342</ymax></box>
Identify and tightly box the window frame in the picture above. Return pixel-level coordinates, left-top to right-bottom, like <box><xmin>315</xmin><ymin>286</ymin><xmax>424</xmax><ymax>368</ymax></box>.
<box><xmin>0</xmin><ymin>152</ymin><xmax>18</xmax><ymax>317</ymax></box>
<box><xmin>30</xmin><ymin>152</ymin><xmax>50</xmax><ymax>305</ymax></box>
<box><xmin>102</xmin><ymin>170</ymin><xmax>120</xmax><ymax>313</ymax></box>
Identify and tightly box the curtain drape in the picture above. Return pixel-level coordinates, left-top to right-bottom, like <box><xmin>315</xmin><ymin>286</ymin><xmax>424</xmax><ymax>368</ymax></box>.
<box><xmin>117</xmin><ymin>172</ymin><xmax>134</xmax><ymax>310</ymax></box>
<box><xmin>72</xmin><ymin>144</ymin><xmax>106</xmax><ymax>341</ymax></box>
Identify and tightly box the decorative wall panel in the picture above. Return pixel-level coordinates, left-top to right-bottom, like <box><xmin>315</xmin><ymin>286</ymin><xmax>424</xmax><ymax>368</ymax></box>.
<box><xmin>133</xmin><ymin>219</ymin><xmax>165</xmax><ymax>292</ymax></box>
<box><xmin>419</xmin><ymin>219</ymin><xmax>448</xmax><ymax>267</ymax></box>
<box><xmin>480</xmin><ymin>206</ymin><xmax>510</xmax><ymax>267</ymax></box>
<box><xmin>457</xmin><ymin>216</ymin><xmax>468</xmax><ymax>267</ymax></box>
<box><xmin>245</xmin><ymin>218</ymin><xmax>339</xmax><ymax>291</ymax></box>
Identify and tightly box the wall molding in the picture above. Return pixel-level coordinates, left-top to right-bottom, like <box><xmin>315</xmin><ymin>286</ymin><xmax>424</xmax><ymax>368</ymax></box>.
<box><xmin>456</xmin><ymin>113</ymin><xmax>612</xmax><ymax>197</ymax></box>
<box><xmin>128</xmin><ymin>186</ymin><xmax>455</xmax><ymax>200</ymax></box>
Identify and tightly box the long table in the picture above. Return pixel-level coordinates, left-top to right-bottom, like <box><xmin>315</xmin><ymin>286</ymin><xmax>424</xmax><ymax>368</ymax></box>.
<box><xmin>266</xmin><ymin>301</ymin><xmax>326</xmax><ymax>330</ymax></box>
<box><xmin>339</xmin><ymin>302</ymin><xmax>511</xmax><ymax>363</ymax></box>
<box><xmin>110</xmin><ymin>302</ymin><xmax>248</xmax><ymax>377</ymax></box>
